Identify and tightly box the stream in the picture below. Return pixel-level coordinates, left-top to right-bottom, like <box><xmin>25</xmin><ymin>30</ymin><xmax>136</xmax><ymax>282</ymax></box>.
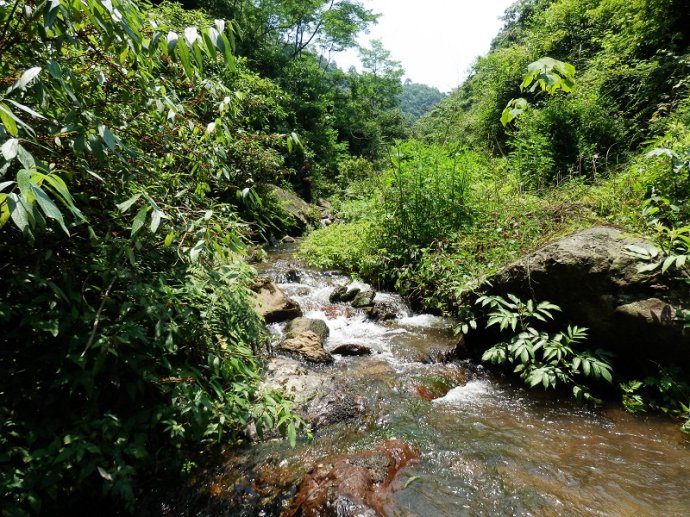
<box><xmin>173</xmin><ymin>242</ymin><xmax>690</xmax><ymax>516</ymax></box>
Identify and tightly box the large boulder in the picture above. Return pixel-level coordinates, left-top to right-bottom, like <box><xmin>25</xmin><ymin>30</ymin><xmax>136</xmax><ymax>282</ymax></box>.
<box><xmin>287</xmin><ymin>440</ymin><xmax>418</xmax><ymax>516</ymax></box>
<box><xmin>465</xmin><ymin>226</ymin><xmax>690</xmax><ymax>371</ymax></box>
<box><xmin>267</xmin><ymin>184</ymin><xmax>320</xmax><ymax>236</ymax></box>
<box><xmin>251</xmin><ymin>277</ymin><xmax>302</xmax><ymax>323</ymax></box>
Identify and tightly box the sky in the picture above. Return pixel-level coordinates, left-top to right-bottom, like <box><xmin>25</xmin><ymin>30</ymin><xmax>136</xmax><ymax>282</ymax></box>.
<box><xmin>334</xmin><ymin>0</ymin><xmax>516</xmax><ymax>93</ymax></box>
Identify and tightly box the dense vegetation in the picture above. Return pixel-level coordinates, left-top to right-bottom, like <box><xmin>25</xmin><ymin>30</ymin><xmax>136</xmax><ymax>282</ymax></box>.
<box><xmin>300</xmin><ymin>0</ymin><xmax>690</xmax><ymax>430</ymax></box>
<box><xmin>0</xmin><ymin>0</ymin><xmax>438</xmax><ymax>512</ymax></box>
<box><xmin>2</xmin><ymin>0</ymin><xmax>689</xmax><ymax>511</ymax></box>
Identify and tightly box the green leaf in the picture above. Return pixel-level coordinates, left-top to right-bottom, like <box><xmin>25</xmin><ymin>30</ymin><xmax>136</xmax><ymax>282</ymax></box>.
<box><xmin>7</xmin><ymin>67</ymin><xmax>42</xmax><ymax>94</ymax></box>
<box><xmin>32</xmin><ymin>184</ymin><xmax>69</xmax><ymax>235</ymax></box>
<box><xmin>131</xmin><ymin>206</ymin><xmax>148</xmax><ymax>237</ymax></box>
<box><xmin>287</xmin><ymin>422</ymin><xmax>296</xmax><ymax>448</ymax></box>
<box><xmin>7</xmin><ymin>193</ymin><xmax>30</xmax><ymax>233</ymax></box>
<box><xmin>116</xmin><ymin>193</ymin><xmax>141</xmax><ymax>213</ymax></box>
<box><xmin>190</xmin><ymin>240</ymin><xmax>204</xmax><ymax>262</ymax></box>
<box><xmin>176</xmin><ymin>39</ymin><xmax>193</xmax><ymax>78</ymax></box>
<box><xmin>98</xmin><ymin>124</ymin><xmax>117</xmax><ymax>151</ymax></box>
<box><xmin>0</xmin><ymin>103</ymin><xmax>19</xmax><ymax>136</ymax></box>
<box><xmin>600</xmin><ymin>366</ymin><xmax>613</xmax><ymax>383</ymax></box>
<box><xmin>661</xmin><ymin>255</ymin><xmax>676</xmax><ymax>273</ymax></box>
<box><xmin>150</xmin><ymin>208</ymin><xmax>163</xmax><ymax>233</ymax></box>
<box><xmin>219</xmin><ymin>32</ymin><xmax>236</xmax><ymax>71</ymax></box>
<box><xmin>1</xmin><ymin>138</ymin><xmax>19</xmax><ymax>160</ymax></box>
<box><xmin>166</xmin><ymin>31</ymin><xmax>178</xmax><ymax>53</ymax></box>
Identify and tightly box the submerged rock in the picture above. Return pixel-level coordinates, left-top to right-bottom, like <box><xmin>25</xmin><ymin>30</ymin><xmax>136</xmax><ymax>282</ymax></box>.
<box><xmin>260</xmin><ymin>356</ymin><xmax>332</xmax><ymax>406</ymax></box>
<box><xmin>251</xmin><ymin>277</ymin><xmax>302</xmax><ymax>323</ymax></box>
<box><xmin>331</xmin><ymin>344</ymin><xmax>372</xmax><ymax>356</ymax></box>
<box><xmin>466</xmin><ymin>226</ymin><xmax>690</xmax><ymax>371</ymax></box>
<box><xmin>286</xmin><ymin>439</ymin><xmax>418</xmax><ymax>517</ymax></box>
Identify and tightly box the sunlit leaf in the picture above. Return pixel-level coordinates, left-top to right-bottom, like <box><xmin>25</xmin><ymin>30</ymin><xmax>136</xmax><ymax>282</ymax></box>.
<box><xmin>7</xmin><ymin>67</ymin><xmax>42</xmax><ymax>94</ymax></box>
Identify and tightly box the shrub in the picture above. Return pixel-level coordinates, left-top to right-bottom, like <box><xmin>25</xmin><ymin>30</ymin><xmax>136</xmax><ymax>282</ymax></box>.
<box><xmin>477</xmin><ymin>294</ymin><xmax>614</xmax><ymax>404</ymax></box>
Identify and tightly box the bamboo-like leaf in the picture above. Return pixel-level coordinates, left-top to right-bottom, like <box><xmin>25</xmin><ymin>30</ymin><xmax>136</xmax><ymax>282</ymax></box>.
<box><xmin>98</xmin><ymin>124</ymin><xmax>117</xmax><ymax>151</ymax></box>
<box><xmin>7</xmin><ymin>67</ymin><xmax>42</xmax><ymax>94</ymax></box>
<box><xmin>0</xmin><ymin>103</ymin><xmax>19</xmax><ymax>136</ymax></box>
<box><xmin>131</xmin><ymin>206</ymin><xmax>148</xmax><ymax>237</ymax></box>
<box><xmin>166</xmin><ymin>31</ymin><xmax>178</xmax><ymax>53</ymax></box>
<box><xmin>116</xmin><ymin>193</ymin><xmax>141</xmax><ymax>213</ymax></box>
<box><xmin>32</xmin><ymin>184</ymin><xmax>68</xmax><ymax>234</ymax></box>
<box><xmin>1</xmin><ymin>138</ymin><xmax>19</xmax><ymax>160</ymax></box>
<box><xmin>190</xmin><ymin>239</ymin><xmax>204</xmax><ymax>262</ymax></box>
<box><xmin>661</xmin><ymin>255</ymin><xmax>676</xmax><ymax>273</ymax></box>
<box><xmin>6</xmin><ymin>100</ymin><xmax>46</xmax><ymax>120</ymax></box>
<box><xmin>287</xmin><ymin>421</ymin><xmax>296</xmax><ymax>447</ymax></box>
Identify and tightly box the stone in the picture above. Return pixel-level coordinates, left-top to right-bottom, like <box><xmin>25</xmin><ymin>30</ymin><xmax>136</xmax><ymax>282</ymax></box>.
<box><xmin>364</xmin><ymin>303</ymin><xmax>397</xmax><ymax>322</ymax></box>
<box><xmin>279</xmin><ymin>331</ymin><xmax>334</xmax><ymax>364</ymax></box>
<box><xmin>464</xmin><ymin>225</ymin><xmax>690</xmax><ymax>372</ymax></box>
<box><xmin>287</xmin><ymin>440</ymin><xmax>418</xmax><ymax>517</ymax></box>
<box><xmin>284</xmin><ymin>268</ymin><xmax>301</xmax><ymax>283</ymax></box>
<box><xmin>330</xmin><ymin>285</ymin><xmax>361</xmax><ymax>303</ymax></box>
<box><xmin>329</xmin><ymin>285</ymin><xmax>348</xmax><ymax>303</ymax></box>
<box><xmin>331</xmin><ymin>344</ymin><xmax>372</xmax><ymax>356</ymax></box>
<box><xmin>251</xmin><ymin>277</ymin><xmax>302</xmax><ymax>324</ymax></box>
<box><xmin>614</xmin><ymin>298</ymin><xmax>676</xmax><ymax>325</ymax></box>
<box><xmin>266</xmin><ymin>184</ymin><xmax>320</xmax><ymax>236</ymax></box>
<box><xmin>352</xmin><ymin>289</ymin><xmax>376</xmax><ymax>308</ymax></box>
<box><xmin>260</xmin><ymin>357</ymin><xmax>331</xmax><ymax>407</ymax></box>
<box><xmin>285</xmin><ymin>317</ymin><xmax>330</xmax><ymax>342</ymax></box>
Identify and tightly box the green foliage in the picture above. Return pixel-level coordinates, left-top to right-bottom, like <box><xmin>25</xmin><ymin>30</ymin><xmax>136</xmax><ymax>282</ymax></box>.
<box><xmin>400</xmin><ymin>80</ymin><xmax>446</xmax><ymax>123</ymax></box>
<box><xmin>378</xmin><ymin>141</ymin><xmax>475</xmax><ymax>256</ymax></box>
<box><xmin>298</xmin><ymin>220</ymin><xmax>382</xmax><ymax>278</ymax></box>
<box><xmin>620</xmin><ymin>369</ymin><xmax>690</xmax><ymax>433</ymax></box>
<box><xmin>501</xmin><ymin>56</ymin><xmax>576</xmax><ymax>126</ymax></box>
<box><xmin>477</xmin><ymin>295</ymin><xmax>614</xmax><ymax>404</ymax></box>
<box><xmin>0</xmin><ymin>0</ymin><xmax>308</xmax><ymax>512</ymax></box>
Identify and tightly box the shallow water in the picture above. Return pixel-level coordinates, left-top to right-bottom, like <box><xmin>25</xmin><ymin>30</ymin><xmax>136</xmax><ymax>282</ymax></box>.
<box><xmin>253</xmin><ymin>245</ymin><xmax>690</xmax><ymax>516</ymax></box>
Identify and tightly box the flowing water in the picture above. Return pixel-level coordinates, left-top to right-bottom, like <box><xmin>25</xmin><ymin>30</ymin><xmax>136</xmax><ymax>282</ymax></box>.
<box><xmin>234</xmin><ymin>244</ymin><xmax>690</xmax><ymax>516</ymax></box>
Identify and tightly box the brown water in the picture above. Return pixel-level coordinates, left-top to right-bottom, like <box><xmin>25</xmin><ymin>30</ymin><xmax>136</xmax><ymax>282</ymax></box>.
<box><xmin>247</xmin><ymin>245</ymin><xmax>690</xmax><ymax>516</ymax></box>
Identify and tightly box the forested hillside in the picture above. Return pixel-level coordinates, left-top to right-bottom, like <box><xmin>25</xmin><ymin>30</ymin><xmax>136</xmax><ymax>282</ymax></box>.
<box><xmin>1</xmin><ymin>0</ymin><xmax>689</xmax><ymax>512</ymax></box>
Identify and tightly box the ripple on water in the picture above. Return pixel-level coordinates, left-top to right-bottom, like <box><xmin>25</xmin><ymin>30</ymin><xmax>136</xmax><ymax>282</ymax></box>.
<box><xmin>432</xmin><ymin>380</ymin><xmax>495</xmax><ymax>406</ymax></box>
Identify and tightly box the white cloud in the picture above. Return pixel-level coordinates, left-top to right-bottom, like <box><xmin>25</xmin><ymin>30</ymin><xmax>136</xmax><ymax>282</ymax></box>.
<box><xmin>334</xmin><ymin>0</ymin><xmax>515</xmax><ymax>92</ymax></box>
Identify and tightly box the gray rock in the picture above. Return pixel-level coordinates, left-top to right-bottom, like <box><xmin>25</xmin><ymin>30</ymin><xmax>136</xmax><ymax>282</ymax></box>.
<box><xmin>266</xmin><ymin>184</ymin><xmax>320</xmax><ymax>236</ymax></box>
<box><xmin>330</xmin><ymin>285</ymin><xmax>361</xmax><ymax>303</ymax></box>
<box><xmin>286</xmin><ymin>317</ymin><xmax>330</xmax><ymax>342</ymax></box>
<box><xmin>329</xmin><ymin>285</ymin><xmax>348</xmax><ymax>303</ymax></box>
<box><xmin>352</xmin><ymin>289</ymin><xmax>376</xmax><ymax>308</ymax></box>
<box><xmin>615</xmin><ymin>298</ymin><xmax>676</xmax><ymax>325</ymax></box>
<box><xmin>467</xmin><ymin>226</ymin><xmax>690</xmax><ymax>371</ymax></box>
<box><xmin>251</xmin><ymin>277</ymin><xmax>302</xmax><ymax>323</ymax></box>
